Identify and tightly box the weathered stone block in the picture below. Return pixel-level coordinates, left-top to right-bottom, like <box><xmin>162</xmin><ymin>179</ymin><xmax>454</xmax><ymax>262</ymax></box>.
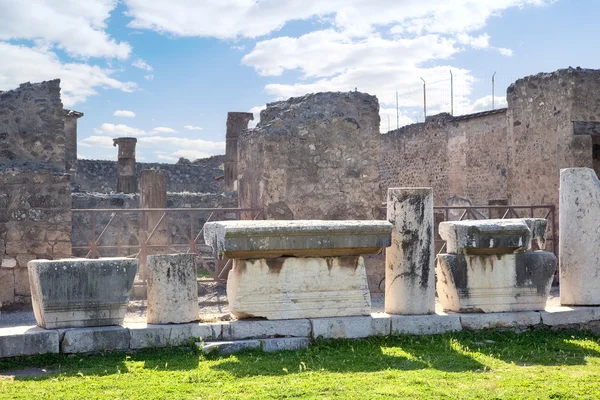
<box><xmin>540</xmin><ymin>307</ymin><xmax>600</xmax><ymax>326</ymax></box>
<box><xmin>385</xmin><ymin>188</ymin><xmax>435</xmax><ymax>315</ymax></box>
<box><xmin>61</xmin><ymin>326</ymin><xmax>130</xmax><ymax>354</ymax></box>
<box><xmin>204</xmin><ymin>220</ymin><xmax>392</xmax><ymax>259</ymax></box>
<box><xmin>559</xmin><ymin>168</ymin><xmax>600</xmax><ymax>305</ymax></box>
<box><xmin>439</xmin><ymin>219</ymin><xmax>540</xmax><ymax>255</ymax></box>
<box><xmin>127</xmin><ymin>322</ymin><xmax>222</xmax><ymax>349</ymax></box>
<box><xmin>436</xmin><ymin>252</ymin><xmax>556</xmax><ymax>313</ymax></box>
<box><xmin>201</xmin><ymin>337</ymin><xmax>310</xmax><ymax>355</ymax></box>
<box><xmin>459</xmin><ymin>311</ymin><xmax>542</xmax><ymax>330</ymax></box>
<box><xmin>146</xmin><ymin>254</ymin><xmax>199</xmax><ymax>324</ymax></box>
<box><xmin>14</xmin><ymin>267</ymin><xmax>30</xmax><ymax>296</ymax></box>
<box><xmin>221</xmin><ymin>319</ymin><xmax>311</xmax><ymax>340</ymax></box>
<box><xmin>0</xmin><ymin>326</ymin><xmax>59</xmax><ymax>358</ymax></box>
<box><xmin>227</xmin><ymin>256</ymin><xmax>371</xmax><ymax>320</ymax></box>
<box><xmin>390</xmin><ymin>314</ymin><xmax>462</xmax><ymax>335</ymax></box>
<box><xmin>0</xmin><ymin>269</ymin><xmax>15</xmax><ymax>304</ymax></box>
<box><xmin>311</xmin><ymin>314</ymin><xmax>390</xmax><ymax>339</ymax></box>
<box><xmin>28</xmin><ymin>258</ymin><xmax>137</xmax><ymax>328</ymax></box>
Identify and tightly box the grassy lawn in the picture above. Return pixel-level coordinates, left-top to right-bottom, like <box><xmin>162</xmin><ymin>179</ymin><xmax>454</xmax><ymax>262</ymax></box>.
<box><xmin>1</xmin><ymin>330</ymin><xmax>600</xmax><ymax>399</ymax></box>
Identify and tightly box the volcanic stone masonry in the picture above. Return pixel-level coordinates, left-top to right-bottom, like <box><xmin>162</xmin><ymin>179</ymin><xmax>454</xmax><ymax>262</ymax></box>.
<box><xmin>225</xmin><ymin>112</ymin><xmax>254</xmax><ymax>191</ymax></box>
<box><xmin>237</xmin><ymin>91</ymin><xmax>383</xmax><ymax>220</ymax></box>
<box><xmin>204</xmin><ymin>220</ymin><xmax>392</xmax><ymax>320</ymax></box>
<box><xmin>113</xmin><ymin>137</ymin><xmax>138</xmax><ymax>194</ymax></box>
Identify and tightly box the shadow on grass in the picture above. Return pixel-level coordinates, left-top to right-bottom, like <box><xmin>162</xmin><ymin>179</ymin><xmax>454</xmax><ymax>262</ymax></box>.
<box><xmin>210</xmin><ymin>334</ymin><xmax>486</xmax><ymax>377</ymax></box>
<box><xmin>452</xmin><ymin>329</ymin><xmax>600</xmax><ymax>366</ymax></box>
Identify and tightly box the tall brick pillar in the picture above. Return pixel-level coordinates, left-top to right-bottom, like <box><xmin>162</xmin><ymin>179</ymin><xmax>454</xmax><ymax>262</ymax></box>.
<box><xmin>139</xmin><ymin>169</ymin><xmax>168</xmax><ymax>280</ymax></box>
<box><xmin>225</xmin><ymin>112</ymin><xmax>254</xmax><ymax>191</ymax></box>
<box><xmin>113</xmin><ymin>137</ymin><xmax>137</xmax><ymax>194</ymax></box>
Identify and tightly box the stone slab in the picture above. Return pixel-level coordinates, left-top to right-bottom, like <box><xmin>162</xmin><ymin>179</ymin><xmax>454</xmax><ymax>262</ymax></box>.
<box><xmin>61</xmin><ymin>326</ymin><xmax>130</xmax><ymax>354</ymax></box>
<box><xmin>204</xmin><ymin>220</ymin><xmax>392</xmax><ymax>259</ymax></box>
<box><xmin>0</xmin><ymin>326</ymin><xmax>59</xmax><ymax>358</ymax></box>
<box><xmin>221</xmin><ymin>319</ymin><xmax>311</xmax><ymax>340</ymax></box>
<box><xmin>201</xmin><ymin>337</ymin><xmax>310</xmax><ymax>355</ymax></box>
<box><xmin>28</xmin><ymin>258</ymin><xmax>137</xmax><ymax>328</ymax></box>
<box><xmin>459</xmin><ymin>311</ymin><xmax>541</xmax><ymax>330</ymax></box>
<box><xmin>127</xmin><ymin>322</ymin><xmax>222</xmax><ymax>349</ymax></box>
<box><xmin>390</xmin><ymin>314</ymin><xmax>462</xmax><ymax>335</ymax></box>
<box><xmin>146</xmin><ymin>254</ymin><xmax>199</xmax><ymax>324</ymax></box>
<box><xmin>227</xmin><ymin>256</ymin><xmax>371</xmax><ymax>320</ymax></box>
<box><xmin>559</xmin><ymin>168</ymin><xmax>600</xmax><ymax>305</ymax></box>
<box><xmin>439</xmin><ymin>219</ymin><xmax>539</xmax><ymax>255</ymax></box>
<box><xmin>437</xmin><ymin>251</ymin><xmax>556</xmax><ymax>313</ymax></box>
<box><xmin>540</xmin><ymin>307</ymin><xmax>600</xmax><ymax>326</ymax></box>
<box><xmin>311</xmin><ymin>314</ymin><xmax>390</xmax><ymax>339</ymax></box>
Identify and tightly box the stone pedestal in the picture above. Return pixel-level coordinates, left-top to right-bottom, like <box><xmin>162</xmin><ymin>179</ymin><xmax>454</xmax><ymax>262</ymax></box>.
<box><xmin>437</xmin><ymin>218</ymin><xmax>555</xmax><ymax>313</ymax></box>
<box><xmin>28</xmin><ymin>258</ymin><xmax>137</xmax><ymax>328</ymax></box>
<box><xmin>228</xmin><ymin>256</ymin><xmax>370</xmax><ymax>320</ymax></box>
<box><xmin>225</xmin><ymin>112</ymin><xmax>254</xmax><ymax>191</ymax></box>
<box><xmin>385</xmin><ymin>188</ymin><xmax>435</xmax><ymax>315</ymax></box>
<box><xmin>147</xmin><ymin>254</ymin><xmax>199</xmax><ymax>324</ymax></box>
<box><xmin>113</xmin><ymin>137</ymin><xmax>137</xmax><ymax>194</ymax></box>
<box><xmin>204</xmin><ymin>220</ymin><xmax>392</xmax><ymax>320</ymax></box>
<box><xmin>560</xmin><ymin>168</ymin><xmax>600</xmax><ymax>305</ymax></box>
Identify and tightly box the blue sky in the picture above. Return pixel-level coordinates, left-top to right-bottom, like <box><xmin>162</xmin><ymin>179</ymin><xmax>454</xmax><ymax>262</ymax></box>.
<box><xmin>0</xmin><ymin>0</ymin><xmax>597</xmax><ymax>162</ymax></box>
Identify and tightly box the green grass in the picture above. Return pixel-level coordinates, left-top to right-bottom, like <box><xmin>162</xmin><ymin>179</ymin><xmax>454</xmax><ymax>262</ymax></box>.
<box><xmin>2</xmin><ymin>329</ymin><xmax>600</xmax><ymax>399</ymax></box>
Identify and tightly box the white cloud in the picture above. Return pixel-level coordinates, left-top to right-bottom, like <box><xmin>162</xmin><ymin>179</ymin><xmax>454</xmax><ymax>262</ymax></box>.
<box><xmin>151</xmin><ymin>126</ymin><xmax>177</xmax><ymax>134</ymax></box>
<box><xmin>184</xmin><ymin>125</ymin><xmax>203</xmax><ymax>131</ymax></box>
<box><xmin>497</xmin><ymin>47</ymin><xmax>513</xmax><ymax>56</ymax></box>
<box><xmin>0</xmin><ymin>42</ymin><xmax>136</xmax><ymax>107</ymax></box>
<box><xmin>0</xmin><ymin>0</ymin><xmax>130</xmax><ymax>59</ymax></box>
<box><xmin>248</xmin><ymin>105</ymin><xmax>266</xmax><ymax>128</ymax></box>
<box><xmin>79</xmin><ymin>135</ymin><xmax>115</xmax><ymax>148</ymax></box>
<box><xmin>94</xmin><ymin>123</ymin><xmax>146</xmax><ymax>137</ymax></box>
<box><xmin>138</xmin><ymin>136</ymin><xmax>225</xmax><ymax>153</ymax></box>
<box><xmin>156</xmin><ymin>149</ymin><xmax>213</xmax><ymax>162</ymax></box>
<box><xmin>113</xmin><ymin>110</ymin><xmax>136</xmax><ymax>118</ymax></box>
<box><xmin>132</xmin><ymin>58</ymin><xmax>153</xmax><ymax>71</ymax></box>
<box><xmin>144</xmin><ymin>74</ymin><xmax>154</xmax><ymax>80</ymax></box>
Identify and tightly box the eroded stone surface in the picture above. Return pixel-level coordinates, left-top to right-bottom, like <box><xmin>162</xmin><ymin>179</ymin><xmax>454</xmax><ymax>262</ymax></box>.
<box><xmin>385</xmin><ymin>188</ymin><xmax>435</xmax><ymax>315</ymax></box>
<box><xmin>28</xmin><ymin>258</ymin><xmax>137</xmax><ymax>328</ymax></box>
<box><xmin>311</xmin><ymin>314</ymin><xmax>390</xmax><ymax>339</ymax></box>
<box><xmin>0</xmin><ymin>326</ymin><xmax>59</xmax><ymax>358</ymax></box>
<box><xmin>439</xmin><ymin>219</ymin><xmax>540</xmax><ymax>255</ymax></box>
<box><xmin>227</xmin><ymin>256</ymin><xmax>371</xmax><ymax>320</ymax></box>
<box><xmin>204</xmin><ymin>220</ymin><xmax>392</xmax><ymax>259</ymax></box>
<box><xmin>559</xmin><ymin>168</ymin><xmax>600</xmax><ymax>305</ymax></box>
<box><xmin>127</xmin><ymin>322</ymin><xmax>221</xmax><ymax>349</ymax></box>
<box><xmin>459</xmin><ymin>311</ymin><xmax>541</xmax><ymax>330</ymax></box>
<box><xmin>436</xmin><ymin>252</ymin><xmax>556</xmax><ymax>313</ymax></box>
<box><xmin>146</xmin><ymin>254</ymin><xmax>199</xmax><ymax>324</ymax></box>
<box><xmin>222</xmin><ymin>319</ymin><xmax>311</xmax><ymax>340</ymax></box>
<box><xmin>390</xmin><ymin>314</ymin><xmax>462</xmax><ymax>335</ymax></box>
<box><xmin>61</xmin><ymin>326</ymin><xmax>130</xmax><ymax>354</ymax></box>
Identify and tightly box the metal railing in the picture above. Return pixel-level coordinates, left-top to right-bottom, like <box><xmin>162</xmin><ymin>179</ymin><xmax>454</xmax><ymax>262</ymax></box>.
<box><xmin>71</xmin><ymin>207</ymin><xmax>264</xmax><ymax>282</ymax></box>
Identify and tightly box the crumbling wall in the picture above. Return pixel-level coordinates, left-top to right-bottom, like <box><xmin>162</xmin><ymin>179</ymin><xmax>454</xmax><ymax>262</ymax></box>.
<box><xmin>380</xmin><ymin>110</ymin><xmax>508</xmax><ymax>206</ymax></box>
<box><xmin>225</xmin><ymin>112</ymin><xmax>253</xmax><ymax>191</ymax></box>
<box><xmin>0</xmin><ymin>80</ymin><xmax>71</xmax><ymax>305</ymax></box>
<box><xmin>238</xmin><ymin>91</ymin><xmax>382</xmax><ymax>219</ymax></box>
<box><xmin>73</xmin><ymin>156</ymin><xmax>226</xmax><ymax>194</ymax></box>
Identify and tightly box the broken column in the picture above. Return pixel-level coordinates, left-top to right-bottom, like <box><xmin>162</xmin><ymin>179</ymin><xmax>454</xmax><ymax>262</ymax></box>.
<box><xmin>559</xmin><ymin>168</ymin><xmax>600</xmax><ymax>305</ymax></box>
<box><xmin>113</xmin><ymin>137</ymin><xmax>137</xmax><ymax>193</ymax></box>
<box><xmin>63</xmin><ymin>109</ymin><xmax>84</xmax><ymax>172</ymax></box>
<box><xmin>204</xmin><ymin>220</ymin><xmax>392</xmax><ymax>320</ymax></box>
<box><xmin>436</xmin><ymin>218</ymin><xmax>556</xmax><ymax>312</ymax></box>
<box><xmin>146</xmin><ymin>254</ymin><xmax>199</xmax><ymax>324</ymax></box>
<box><xmin>385</xmin><ymin>188</ymin><xmax>435</xmax><ymax>315</ymax></box>
<box><xmin>224</xmin><ymin>112</ymin><xmax>254</xmax><ymax>191</ymax></box>
<box><xmin>139</xmin><ymin>170</ymin><xmax>169</xmax><ymax>279</ymax></box>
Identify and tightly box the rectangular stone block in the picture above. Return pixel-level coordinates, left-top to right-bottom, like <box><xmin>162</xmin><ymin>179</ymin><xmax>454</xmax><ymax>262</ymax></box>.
<box><xmin>28</xmin><ymin>258</ymin><xmax>138</xmax><ymax>328</ymax></box>
<box><xmin>228</xmin><ymin>256</ymin><xmax>371</xmax><ymax>319</ymax></box>
<box><xmin>127</xmin><ymin>322</ymin><xmax>222</xmax><ymax>349</ymax></box>
<box><xmin>437</xmin><ymin>251</ymin><xmax>556</xmax><ymax>313</ymax></box>
<box><xmin>439</xmin><ymin>219</ymin><xmax>538</xmax><ymax>255</ymax></box>
<box><xmin>200</xmin><ymin>337</ymin><xmax>310</xmax><ymax>355</ymax></box>
<box><xmin>311</xmin><ymin>314</ymin><xmax>390</xmax><ymax>339</ymax></box>
<box><xmin>391</xmin><ymin>314</ymin><xmax>462</xmax><ymax>335</ymax></box>
<box><xmin>260</xmin><ymin>337</ymin><xmax>310</xmax><ymax>352</ymax></box>
<box><xmin>204</xmin><ymin>220</ymin><xmax>392</xmax><ymax>259</ymax></box>
<box><xmin>540</xmin><ymin>307</ymin><xmax>600</xmax><ymax>326</ymax></box>
<box><xmin>221</xmin><ymin>319</ymin><xmax>311</xmax><ymax>340</ymax></box>
<box><xmin>459</xmin><ymin>311</ymin><xmax>542</xmax><ymax>330</ymax></box>
<box><xmin>0</xmin><ymin>326</ymin><xmax>59</xmax><ymax>358</ymax></box>
<box><xmin>61</xmin><ymin>326</ymin><xmax>130</xmax><ymax>354</ymax></box>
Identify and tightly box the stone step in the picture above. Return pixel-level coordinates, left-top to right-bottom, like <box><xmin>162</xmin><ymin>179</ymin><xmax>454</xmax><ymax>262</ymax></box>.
<box><xmin>198</xmin><ymin>337</ymin><xmax>310</xmax><ymax>355</ymax></box>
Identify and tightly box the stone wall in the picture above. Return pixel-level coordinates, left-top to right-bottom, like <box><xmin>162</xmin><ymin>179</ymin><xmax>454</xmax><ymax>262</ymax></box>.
<box><xmin>238</xmin><ymin>91</ymin><xmax>382</xmax><ymax>220</ymax></box>
<box><xmin>0</xmin><ymin>80</ymin><xmax>72</xmax><ymax>306</ymax></box>
<box><xmin>381</xmin><ymin>68</ymin><xmax>600</xmax><ymax>211</ymax></box>
<box><xmin>73</xmin><ymin>155</ymin><xmax>226</xmax><ymax>194</ymax></box>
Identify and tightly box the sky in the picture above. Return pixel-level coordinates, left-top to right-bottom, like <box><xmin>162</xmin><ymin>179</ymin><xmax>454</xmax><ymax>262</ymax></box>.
<box><xmin>0</xmin><ymin>0</ymin><xmax>598</xmax><ymax>163</ymax></box>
